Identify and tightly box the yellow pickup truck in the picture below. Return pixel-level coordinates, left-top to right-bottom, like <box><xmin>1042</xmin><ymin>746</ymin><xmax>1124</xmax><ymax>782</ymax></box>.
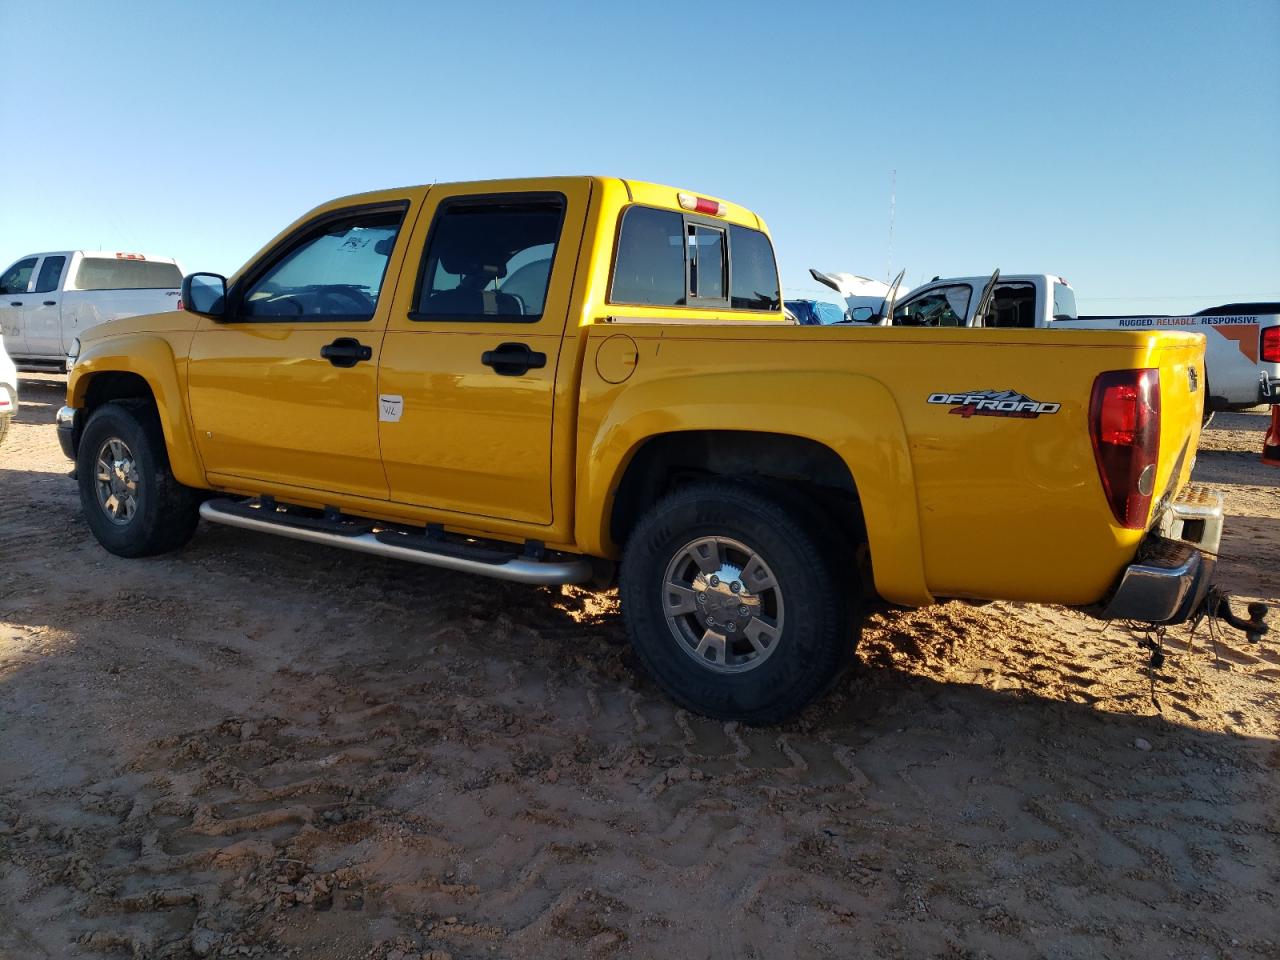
<box><xmin>56</xmin><ymin>176</ymin><xmax>1265</xmax><ymax>722</ymax></box>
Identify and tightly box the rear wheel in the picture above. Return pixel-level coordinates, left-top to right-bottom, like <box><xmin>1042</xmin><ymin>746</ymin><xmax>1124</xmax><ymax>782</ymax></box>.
<box><xmin>620</xmin><ymin>482</ymin><xmax>858</xmax><ymax>724</ymax></box>
<box><xmin>77</xmin><ymin>401</ymin><xmax>201</xmax><ymax>557</ymax></box>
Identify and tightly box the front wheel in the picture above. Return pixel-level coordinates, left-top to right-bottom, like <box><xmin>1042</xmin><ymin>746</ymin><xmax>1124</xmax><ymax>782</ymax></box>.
<box><xmin>620</xmin><ymin>482</ymin><xmax>859</xmax><ymax>724</ymax></box>
<box><xmin>77</xmin><ymin>401</ymin><xmax>201</xmax><ymax>557</ymax></box>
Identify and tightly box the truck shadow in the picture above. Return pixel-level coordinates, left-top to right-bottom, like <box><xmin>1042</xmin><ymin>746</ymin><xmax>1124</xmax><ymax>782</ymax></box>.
<box><xmin>1</xmin><ymin>498</ymin><xmax>1277</xmax><ymax>957</ymax></box>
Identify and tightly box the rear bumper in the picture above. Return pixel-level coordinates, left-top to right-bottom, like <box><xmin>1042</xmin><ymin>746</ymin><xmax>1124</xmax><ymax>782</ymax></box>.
<box><xmin>1092</xmin><ymin>484</ymin><xmax>1223</xmax><ymax>625</ymax></box>
<box><xmin>1096</xmin><ymin>539</ymin><xmax>1214</xmax><ymax>624</ymax></box>
<box><xmin>56</xmin><ymin>405</ymin><xmax>80</xmax><ymax>460</ymax></box>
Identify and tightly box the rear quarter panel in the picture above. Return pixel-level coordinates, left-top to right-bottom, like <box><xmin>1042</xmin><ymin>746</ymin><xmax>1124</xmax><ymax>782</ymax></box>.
<box><xmin>578</xmin><ymin>323</ymin><xmax>1206</xmax><ymax>608</ymax></box>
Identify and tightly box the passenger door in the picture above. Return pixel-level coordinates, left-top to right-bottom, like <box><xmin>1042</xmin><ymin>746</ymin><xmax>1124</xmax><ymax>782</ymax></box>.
<box><xmin>378</xmin><ymin>178</ymin><xmax>591</xmax><ymax>526</ymax></box>
<box><xmin>0</xmin><ymin>257</ymin><xmax>38</xmax><ymax>357</ymax></box>
<box><xmin>23</xmin><ymin>255</ymin><xmax>67</xmax><ymax>357</ymax></box>
<box><xmin>186</xmin><ymin>196</ymin><xmax>422</xmax><ymax>501</ymax></box>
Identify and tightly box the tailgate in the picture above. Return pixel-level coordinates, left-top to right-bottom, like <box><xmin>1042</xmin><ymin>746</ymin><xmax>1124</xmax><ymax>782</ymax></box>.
<box><xmin>1149</xmin><ymin>333</ymin><xmax>1206</xmax><ymax>520</ymax></box>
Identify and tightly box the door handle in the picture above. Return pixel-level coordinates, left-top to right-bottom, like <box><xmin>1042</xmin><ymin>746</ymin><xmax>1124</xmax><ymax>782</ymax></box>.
<box><xmin>481</xmin><ymin>342</ymin><xmax>546</xmax><ymax>376</ymax></box>
<box><xmin>43</xmin><ymin>300</ymin><xmax>56</xmax><ymax>306</ymax></box>
<box><xmin>9</xmin><ymin>301</ymin><xmax>21</xmax><ymax>307</ymax></box>
<box><xmin>319</xmin><ymin>337</ymin><xmax>373</xmax><ymax>368</ymax></box>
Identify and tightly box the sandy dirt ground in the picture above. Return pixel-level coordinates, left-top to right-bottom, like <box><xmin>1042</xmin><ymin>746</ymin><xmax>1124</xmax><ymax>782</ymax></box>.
<box><xmin>1</xmin><ymin>374</ymin><xmax>1277</xmax><ymax>960</ymax></box>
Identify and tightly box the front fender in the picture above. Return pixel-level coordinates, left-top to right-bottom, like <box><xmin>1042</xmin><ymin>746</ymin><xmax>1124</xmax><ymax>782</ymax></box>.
<box><xmin>577</xmin><ymin>370</ymin><xmax>932</xmax><ymax>607</ymax></box>
<box><xmin>68</xmin><ymin>333</ymin><xmax>205</xmax><ymax>488</ymax></box>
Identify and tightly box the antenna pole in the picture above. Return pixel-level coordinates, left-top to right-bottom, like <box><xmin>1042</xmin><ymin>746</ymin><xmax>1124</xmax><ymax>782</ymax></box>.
<box><xmin>887</xmin><ymin>169</ymin><xmax>896</xmax><ymax>283</ymax></box>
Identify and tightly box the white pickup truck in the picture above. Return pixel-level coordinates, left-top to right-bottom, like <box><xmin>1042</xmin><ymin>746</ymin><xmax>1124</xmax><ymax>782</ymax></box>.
<box><xmin>814</xmin><ymin>270</ymin><xmax>1280</xmax><ymax>412</ymax></box>
<box><xmin>0</xmin><ymin>251</ymin><xmax>184</xmax><ymax>370</ymax></box>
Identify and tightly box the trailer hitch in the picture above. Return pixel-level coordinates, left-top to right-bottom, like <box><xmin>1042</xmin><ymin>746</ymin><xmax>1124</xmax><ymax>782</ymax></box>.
<box><xmin>1194</xmin><ymin>588</ymin><xmax>1270</xmax><ymax>644</ymax></box>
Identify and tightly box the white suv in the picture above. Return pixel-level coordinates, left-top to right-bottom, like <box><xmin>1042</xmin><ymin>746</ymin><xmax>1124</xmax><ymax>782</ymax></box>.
<box><xmin>0</xmin><ymin>332</ymin><xmax>17</xmax><ymax>448</ymax></box>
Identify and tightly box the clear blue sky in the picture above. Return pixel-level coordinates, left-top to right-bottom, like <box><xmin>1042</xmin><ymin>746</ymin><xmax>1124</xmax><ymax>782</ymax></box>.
<box><xmin>2</xmin><ymin>0</ymin><xmax>1277</xmax><ymax>314</ymax></box>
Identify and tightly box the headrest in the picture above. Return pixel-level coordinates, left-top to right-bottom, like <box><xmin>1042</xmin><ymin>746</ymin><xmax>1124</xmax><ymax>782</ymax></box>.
<box><xmin>441</xmin><ymin>257</ymin><xmax>507</xmax><ymax>279</ymax></box>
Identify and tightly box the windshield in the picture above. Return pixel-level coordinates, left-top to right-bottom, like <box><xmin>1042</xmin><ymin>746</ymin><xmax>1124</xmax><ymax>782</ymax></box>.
<box><xmin>1052</xmin><ymin>282</ymin><xmax>1078</xmax><ymax>320</ymax></box>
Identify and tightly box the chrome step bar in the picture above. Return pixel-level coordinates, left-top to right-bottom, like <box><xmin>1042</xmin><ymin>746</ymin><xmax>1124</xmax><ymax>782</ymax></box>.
<box><xmin>199</xmin><ymin>500</ymin><xmax>594</xmax><ymax>586</ymax></box>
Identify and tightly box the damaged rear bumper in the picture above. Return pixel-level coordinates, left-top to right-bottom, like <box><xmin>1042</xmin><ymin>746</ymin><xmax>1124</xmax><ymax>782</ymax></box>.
<box><xmin>1092</xmin><ymin>485</ymin><xmax>1223</xmax><ymax>625</ymax></box>
<box><xmin>1097</xmin><ymin>538</ymin><xmax>1214</xmax><ymax>624</ymax></box>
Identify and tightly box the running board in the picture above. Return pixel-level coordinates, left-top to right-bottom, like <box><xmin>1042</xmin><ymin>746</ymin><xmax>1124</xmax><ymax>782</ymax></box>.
<box><xmin>198</xmin><ymin>499</ymin><xmax>593</xmax><ymax>586</ymax></box>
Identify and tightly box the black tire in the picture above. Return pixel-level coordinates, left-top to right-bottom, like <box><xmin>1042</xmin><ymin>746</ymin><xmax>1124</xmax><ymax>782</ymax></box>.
<box><xmin>1201</xmin><ymin>374</ymin><xmax>1214</xmax><ymax>428</ymax></box>
<box><xmin>620</xmin><ymin>481</ymin><xmax>859</xmax><ymax>724</ymax></box>
<box><xmin>77</xmin><ymin>400</ymin><xmax>200</xmax><ymax>558</ymax></box>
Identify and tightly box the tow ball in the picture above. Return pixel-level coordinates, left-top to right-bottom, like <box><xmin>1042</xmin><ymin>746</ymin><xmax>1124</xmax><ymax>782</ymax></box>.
<box><xmin>1196</xmin><ymin>588</ymin><xmax>1271</xmax><ymax>645</ymax></box>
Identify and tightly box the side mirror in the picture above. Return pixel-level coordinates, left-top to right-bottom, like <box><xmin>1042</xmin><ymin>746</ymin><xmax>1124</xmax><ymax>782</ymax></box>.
<box><xmin>849</xmin><ymin>306</ymin><xmax>874</xmax><ymax>323</ymax></box>
<box><xmin>181</xmin><ymin>272</ymin><xmax>228</xmax><ymax>317</ymax></box>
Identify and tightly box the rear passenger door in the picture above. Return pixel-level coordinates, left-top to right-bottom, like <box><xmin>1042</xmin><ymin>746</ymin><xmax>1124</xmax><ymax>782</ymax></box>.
<box><xmin>24</xmin><ymin>255</ymin><xmax>67</xmax><ymax>357</ymax></box>
<box><xmin>378</xmin><ymin>178</ymin><xmax>591</xmax><ymax>526</ymax></box>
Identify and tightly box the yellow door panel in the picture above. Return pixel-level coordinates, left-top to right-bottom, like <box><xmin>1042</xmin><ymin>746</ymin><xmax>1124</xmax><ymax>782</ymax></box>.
<box><xmin>377</xmin><ymin>330</ymin><xmax>565</xmax><ymax>522</ymax></box>
<box><xmin>186</xmin><ymin>193</ymin><xmax>427</xmax><ymax>501</ymax></box>
<box><xmin>378</xmin><ymin>177</ymin><xmax>592</xmax><ymax>525</ymax></box>
<box><xmin>188</xmin><ymin>322</ymin><xmax>388</xmax><ymax>499</ymax></box>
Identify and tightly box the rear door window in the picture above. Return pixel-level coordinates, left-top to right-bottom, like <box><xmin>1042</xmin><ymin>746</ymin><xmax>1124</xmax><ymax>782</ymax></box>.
<box><xmin>987</xmin><ymin>283</ymin><xmax>1038</xmax><ymax>328</ymax></box>
<box><xmin>73</xmin><ymin>258</ymin><xmax>183</xmax><ymax>291</ymax></box>
<box><xmin>34</xmin><ymin>256</ymin><xmax>67</xmax><ymax>294</ymax></box>
<box><xmin>0</xmin><ymin>257</ymin><xmax>38</xmax><ymax>295</ymax></box>
<box><xmin>414</xmin><ymin>195</ymin><xmax>566</xmax><ymax>322</ymax></box>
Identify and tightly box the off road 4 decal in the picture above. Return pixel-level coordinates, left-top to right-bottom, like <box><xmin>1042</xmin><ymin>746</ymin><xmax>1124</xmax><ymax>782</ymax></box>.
<box><xmin>927</xmin><ymin>389</ymin><xmax>1061</xmax><ymax>419</ymax></box>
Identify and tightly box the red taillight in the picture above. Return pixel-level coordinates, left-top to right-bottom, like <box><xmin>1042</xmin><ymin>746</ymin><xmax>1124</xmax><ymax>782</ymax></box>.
<box><xmin>677</xmin><ymin>192</ymin><xmax>722</xmax><ymax>216</ymax></box>
<box><xmin>1262</xmin><ymin>326</ymin><xmax>1280</xmax><ymax>364</ymax></box>
<box><xmin>1089</xmin><ymin>369</ymin><xmax>1161</xmax><ymax>529</ymax></box>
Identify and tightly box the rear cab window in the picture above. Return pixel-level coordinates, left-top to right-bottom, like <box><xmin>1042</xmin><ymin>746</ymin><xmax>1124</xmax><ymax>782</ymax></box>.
<box><xmin>609</xmin><ymin>205</ymin><xmax>780</xmax><ymax>313</ymax></box>
<box><xmin>73</xmin><ymin>258</ymin><xmax>183</xmax><ymax>291</ymax></box>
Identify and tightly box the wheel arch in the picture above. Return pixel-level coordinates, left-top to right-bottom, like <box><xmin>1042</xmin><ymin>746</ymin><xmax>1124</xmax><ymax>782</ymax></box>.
<box><xmin>68</xmin><ymin>336</ymin><xmax>205</xmax><ymax>487</ymax></box>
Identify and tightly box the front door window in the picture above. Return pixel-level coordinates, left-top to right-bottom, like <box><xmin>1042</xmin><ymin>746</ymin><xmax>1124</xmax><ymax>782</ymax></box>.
<box><xmin>0</xmin><ymin>258</ymin><xmax>37</xmax><ymax>295</ymax></box>
<box><xmin>241</xmin><ymin>210</ymin><xmax>404</xmax><ymax>319</ymax></box>
<box><xmin>893</xmin><ymin>285</ymin><xmax>973</xmax><ymax>327</ymax></box>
